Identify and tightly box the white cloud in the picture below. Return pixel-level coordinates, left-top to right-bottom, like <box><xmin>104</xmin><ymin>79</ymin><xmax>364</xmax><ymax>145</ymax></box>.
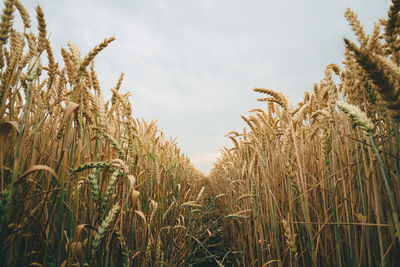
<box><xmin>191</xmin><ymin>152</ymin><xmax>222</xmax><ymax>174</ymax></box>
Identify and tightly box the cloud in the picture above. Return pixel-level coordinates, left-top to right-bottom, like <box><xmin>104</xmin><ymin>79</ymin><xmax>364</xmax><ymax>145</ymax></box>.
<box><xmin>191</xmin><ymin>152</ymin><xmax>222</xmax><ymax>174</ymax></box>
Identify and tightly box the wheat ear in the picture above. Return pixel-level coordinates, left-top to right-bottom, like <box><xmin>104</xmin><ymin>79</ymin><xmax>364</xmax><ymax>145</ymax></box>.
<box><xmin>92</xmin><ymin>203</ymin><xmax>120</xmax><ymax>257</ymax></box>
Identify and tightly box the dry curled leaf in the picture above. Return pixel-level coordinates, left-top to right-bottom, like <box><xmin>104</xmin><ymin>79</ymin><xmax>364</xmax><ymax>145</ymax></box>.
<box><xmin>57</xmin><ymin>102</ymin><xmax>79</xmax><ymax>139</ymax></box>
<box><xmin>134</xmin><ymin>210</ymin><xmax>146</xmax><ymax>224</ymax></box>
<box><xmin>0</xmin><ymin>121</ymin><xmax>19</xmax><ymax>148</ymax></box>
<box><xmin>14</xmin><ymin>165</ymin><xmax>58</xmax><ymax>186</ymax></box>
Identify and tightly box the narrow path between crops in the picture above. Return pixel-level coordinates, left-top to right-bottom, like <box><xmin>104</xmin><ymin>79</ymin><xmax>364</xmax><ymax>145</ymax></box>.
<box><xmin>188</xmin><ymin>185</ymin><xmax>235</xmax><ymax>267</ymax></box>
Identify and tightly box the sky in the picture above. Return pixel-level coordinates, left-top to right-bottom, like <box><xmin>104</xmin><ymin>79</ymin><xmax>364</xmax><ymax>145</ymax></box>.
<box><xmin>18</xmin><ymin>0</ymin><xmax>391</xmax><ymax>174</ymax></box>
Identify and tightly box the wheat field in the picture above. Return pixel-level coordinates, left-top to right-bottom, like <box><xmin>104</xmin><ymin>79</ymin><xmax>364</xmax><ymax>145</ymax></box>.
<box><xmin>0</xmin><ymin>0</ymin><xmax>399</xmax><ymax>266</ymax></box>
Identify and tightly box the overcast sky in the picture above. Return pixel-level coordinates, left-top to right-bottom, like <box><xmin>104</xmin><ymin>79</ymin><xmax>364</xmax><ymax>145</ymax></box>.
<box><xmin>20</xmin><ymin>0</ymin><xmax>391</xmax><ymax>174</ymax></box>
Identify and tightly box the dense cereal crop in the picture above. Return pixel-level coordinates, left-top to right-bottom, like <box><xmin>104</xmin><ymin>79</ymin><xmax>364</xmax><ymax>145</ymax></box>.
<box><xmin>1</xmin><ymin>0</ymin><xmax>400</xmax><ymax>266</ymax></box>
